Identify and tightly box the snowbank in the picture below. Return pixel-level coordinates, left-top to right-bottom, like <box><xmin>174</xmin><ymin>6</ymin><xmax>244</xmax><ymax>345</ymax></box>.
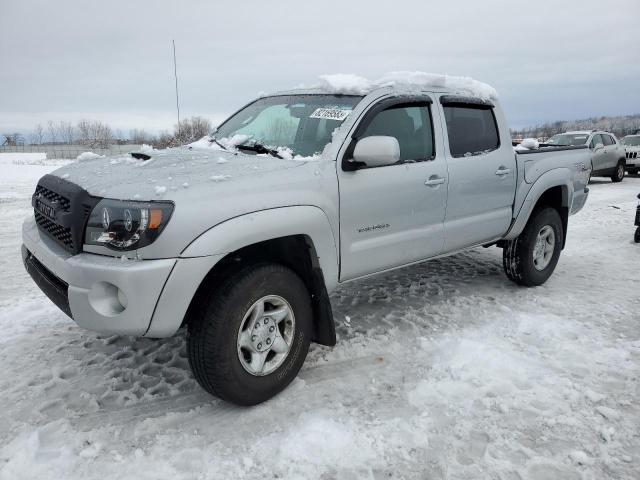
<box><xmin>316</xmin><ymin>71</ymin><xmax>498</xmax><ymax>100</ymax></box>
<box><xmin>76</xmin><ymin>152</ymin><xmax>104</xmax><ymax>161</ymax></box>
<box><xmin>0</xmin><ymin>152</ymin><xmax>46</xmax><ymax>165</ymax></box>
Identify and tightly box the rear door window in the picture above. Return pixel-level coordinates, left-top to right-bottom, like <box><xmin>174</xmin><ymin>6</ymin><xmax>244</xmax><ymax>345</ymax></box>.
<box><xmin>443</xmin><ymin>106</ymin><xmax>500</xmax><ymax>157</ymax></box>
<box><xmin>601</xmin><ymin>134</ymin><xmax>614</xmax><ymax>146</ymax></box>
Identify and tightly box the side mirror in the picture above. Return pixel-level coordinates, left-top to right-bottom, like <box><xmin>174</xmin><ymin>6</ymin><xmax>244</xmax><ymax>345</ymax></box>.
<box><xmin>353</xmin><ymin>136</ymin><xmax>400</xmax><ymax>168</ymax></box>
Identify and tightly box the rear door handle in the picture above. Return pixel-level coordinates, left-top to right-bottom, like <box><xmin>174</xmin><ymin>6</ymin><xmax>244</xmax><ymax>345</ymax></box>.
<box><xmin>495</xmin><ymin>167</ymin><xmax>511</xmax><ymax>176</ymax></box>
<box><xmin>425</xmin><ymin>176</ymin><xmax>446</xmax><ymax>186</ymax></box>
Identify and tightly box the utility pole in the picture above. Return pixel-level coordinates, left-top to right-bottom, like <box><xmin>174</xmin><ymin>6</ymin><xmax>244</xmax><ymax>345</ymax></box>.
<box><xmin>173</xmin><ymin>40</ymin><xmax>181</xmax><ymax>138</ymax></box>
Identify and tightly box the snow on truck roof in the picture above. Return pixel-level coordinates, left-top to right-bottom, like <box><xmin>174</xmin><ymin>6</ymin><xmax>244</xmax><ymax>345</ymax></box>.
<box><xmin>275</xmin><ymin>71</ymin><xmax>498</xmax><ymax>101</ymax></box>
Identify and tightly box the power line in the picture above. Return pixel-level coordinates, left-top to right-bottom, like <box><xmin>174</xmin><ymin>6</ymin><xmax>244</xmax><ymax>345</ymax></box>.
<box><xmin>172</xmin><ymin>39</ymin><xmax>180</xmax><ymax>136</ymax></box>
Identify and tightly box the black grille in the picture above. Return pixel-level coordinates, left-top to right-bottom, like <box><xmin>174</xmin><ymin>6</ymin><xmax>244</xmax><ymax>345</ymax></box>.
<box><xmin>32</xmin><ymin>174</ymin><xmax>99</xmax><ymax>255</ymax></box>
<box><xmin>35</xmin><ymin>211</ymin><xmax>75</xmax><ymax>250</ymax></box>
<box><xmin>626</xmin><ymin>151</ymin><xmax>638</xmax><ymax>159</ymax></box>
<box><xmin>34</xmin><ymin>184</ymin><xmax>71</xmax><ymax>211</ymax></box>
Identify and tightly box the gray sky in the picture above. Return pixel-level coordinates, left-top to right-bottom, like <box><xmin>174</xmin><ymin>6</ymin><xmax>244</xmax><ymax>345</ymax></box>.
<box><xmin>1</xmin><ymin>0</ymin><xmax>639</xmax><ymax>135</ymax></box>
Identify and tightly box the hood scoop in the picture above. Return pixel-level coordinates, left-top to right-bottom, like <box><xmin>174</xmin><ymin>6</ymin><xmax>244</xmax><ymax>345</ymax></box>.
<box><xmin>130</xmin><ymin>152</ymin><xmax>152</xmax><ymax>161</ymax></box>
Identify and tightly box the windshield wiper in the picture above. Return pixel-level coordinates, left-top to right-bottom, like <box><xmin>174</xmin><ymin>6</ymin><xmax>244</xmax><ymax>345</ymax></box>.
<box><xmin>236</xmin><ymin>142</ymin><xmax>283</xmax><ymax>159</ymax></box>
<box><xmin>210</xmin><ymin>137</ymin><xmax>227</xmax><ymax>150</ymax></box>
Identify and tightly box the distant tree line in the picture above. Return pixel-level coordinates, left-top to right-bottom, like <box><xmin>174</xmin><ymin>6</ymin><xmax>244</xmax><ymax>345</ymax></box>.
<box><xmin>2</xmin><ymin>116</ymin><xmax>212</xmax><ymax>149</ymax></box>
<box><xmin>511</xmin><ymin>114</ymin><xmax>640</xmax><ymax>140</ymax></box>
<box><xmin>10</xmin><ymin>112</ymin><xmax>638</xmax><ymax>149</ymax></box>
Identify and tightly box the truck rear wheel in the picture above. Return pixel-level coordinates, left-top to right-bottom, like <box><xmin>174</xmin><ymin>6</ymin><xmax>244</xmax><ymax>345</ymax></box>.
<box><xmin>502</xmin><ymin>207</ymin><xmax>563</xmax><ymax>287</ymax></box>
<box><xmin>186</xmin><ymin>263</ymin><xmax>312</xmax><ymax>405</ymax></box>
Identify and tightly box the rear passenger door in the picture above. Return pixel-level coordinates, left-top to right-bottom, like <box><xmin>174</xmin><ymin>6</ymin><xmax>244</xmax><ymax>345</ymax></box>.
<box><xmin>589</xmin><ymin>134</ymin><xmax>607</xmax><ymax>172</ymax></box>
<box><xmin>600</xmin><ymin>134</ymin><xmax>618</xmax><ymax>169</ymax></box>
<box><xmin>439</xmin><ymin>96</ymin><xmax>516</xmax><ymax>251</ymax></box>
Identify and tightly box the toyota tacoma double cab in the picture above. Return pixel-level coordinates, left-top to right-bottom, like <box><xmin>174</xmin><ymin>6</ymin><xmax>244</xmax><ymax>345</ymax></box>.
<box><xmin>22</xmin><ymin>75</ymin><xmax>591</xmax><ymax>405</ymax></box>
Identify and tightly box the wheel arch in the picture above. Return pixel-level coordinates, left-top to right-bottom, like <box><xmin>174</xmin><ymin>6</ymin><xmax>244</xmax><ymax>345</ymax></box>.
<box><xmin>148</xmin><ymin>206</ymin><xmax>339</xmax><ymax>344</ymax></box>
<box><xmin>186</xmin><ymin>234</ymin><xmax>337</xmax><ymax>346</ymax></box>
<box><xmin>504</xmin><ymin>173</ymin><xmax>572</xmax><ymax>248</ymax></box>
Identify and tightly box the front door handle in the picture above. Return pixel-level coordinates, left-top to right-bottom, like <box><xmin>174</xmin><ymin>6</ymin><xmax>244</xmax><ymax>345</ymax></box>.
<box><xmin>425</xmin><ymin>176</ymin><xmax>446</xmax><ymax>186</ymax></box>
<box><xmin>495</xmin><ymin>167</ymin><xmax>511</xmax><ymax>176</ymax></box>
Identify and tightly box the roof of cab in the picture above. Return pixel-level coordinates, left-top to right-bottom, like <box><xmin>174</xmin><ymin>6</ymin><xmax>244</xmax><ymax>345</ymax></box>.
<box><xmin>269</xmin><ymin>72</ymin><xmax>498</xmax><ymax>102</ymax></box>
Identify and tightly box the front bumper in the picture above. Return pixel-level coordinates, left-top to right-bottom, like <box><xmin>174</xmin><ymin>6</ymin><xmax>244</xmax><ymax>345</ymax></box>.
<box><xmin>22</xmin><ymin>217</ymin><xmax>176</xmax><ymax>336</ymax></box>
<box><xmin>626</xmin><ymin>151</ymin><xmax>640</xmax><ymax>167</ymax></box>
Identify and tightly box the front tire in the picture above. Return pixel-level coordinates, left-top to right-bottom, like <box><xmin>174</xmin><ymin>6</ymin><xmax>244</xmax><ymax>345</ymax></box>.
<box><xmin>611</xmin><ymin>162</ymin><xmax>625</xmax><ymax>182</ymax></box>
<box><xmin>186</xmin><ymin>263</ymin><xmax>312</xmax><ymax>405</ymax></box>
<box><xmin>635</xmin><ymin>227</ymin><xmax>640</xmax><ymax>244</ymax></box>
<box><xmin>503</xmin><ymin>207</ymin><xmax>563</xmax><ymax>287</ymax></box>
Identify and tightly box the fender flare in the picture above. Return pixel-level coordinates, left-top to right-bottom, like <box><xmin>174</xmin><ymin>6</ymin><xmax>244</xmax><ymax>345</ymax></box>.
<box><xmin>146</xmin><ymin>206</ymin><xmax>340</xmax><ymax>338</ymax></box>
<box><xmin>504</xmin><ymin>169</ymin><xmax>573</xmax><ymax>241</ymax></box>
<box><xmin>180</xmin><ymin>205</ymin><xmax>340</xmax><ymax>291</ymax></box>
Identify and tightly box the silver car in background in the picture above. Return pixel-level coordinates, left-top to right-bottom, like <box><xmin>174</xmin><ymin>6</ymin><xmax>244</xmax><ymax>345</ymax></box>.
<box><xmin>546</xmin><ymin>130</ymin><xmax>626</xmax><ymax>182</ymax></box>
<box><xmin>621</xmin><ymin>135</ymin><xmax>640</xmax><ymax>174</ymax></box>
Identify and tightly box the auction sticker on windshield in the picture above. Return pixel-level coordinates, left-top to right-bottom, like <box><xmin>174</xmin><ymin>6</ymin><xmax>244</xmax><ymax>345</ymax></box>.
<box><xmin>310</xmin><ymin>108</ymin><xmax>351</xmax><ymax>121</ymax></box>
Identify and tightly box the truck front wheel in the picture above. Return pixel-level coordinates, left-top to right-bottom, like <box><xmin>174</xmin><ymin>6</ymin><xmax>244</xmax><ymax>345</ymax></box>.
<box><xmin>502</xmin><ymin>207</ymin><xmax>563</xmax><ymax>287</ymax></box>
<box><xmin>186</xmin><ymin>263</ymin><xmax>312</xmax><ymax>405</ymax></box>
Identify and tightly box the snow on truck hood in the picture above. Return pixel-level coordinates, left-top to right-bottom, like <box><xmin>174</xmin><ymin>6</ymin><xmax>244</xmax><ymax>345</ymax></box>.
<box><xmin>50</xmin><ymin>146</ymin><xmax>310</xmax><ymax>200</ymax></box>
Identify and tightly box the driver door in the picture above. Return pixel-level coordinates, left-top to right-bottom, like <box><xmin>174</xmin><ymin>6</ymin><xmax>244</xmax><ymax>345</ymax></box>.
<box><xmin>337</xmin><ymin>98</ymin><xmax>447</xmax><ymax>281</ymax></box>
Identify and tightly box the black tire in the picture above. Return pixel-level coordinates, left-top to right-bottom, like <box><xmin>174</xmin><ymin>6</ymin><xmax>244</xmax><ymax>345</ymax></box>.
<box><xmin>635</xmin><ymin>227</ymin><xmax>640</xmax><ymax>244</ymax></box>
<box><xmin>186</xmin><ymin>263</ymin><xmax>312</xmax><ymax>406</ymax></box>
<box><xmin>611</xmin><ymin>162</ymin><xmax>625</xmax><ymax>182</ymax></box>
<box><xmin>503</xmin><ymin>207</ymin><xmax>563</xmax><ymax>287</ymax></box>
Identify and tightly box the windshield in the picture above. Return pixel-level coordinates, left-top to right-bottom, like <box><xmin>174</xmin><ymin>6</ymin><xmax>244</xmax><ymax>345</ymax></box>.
<box><xmin>546</xmin><ymin>134</ymin><xmax>590</xmax><ymax>146</ymax></box>
<box><xmin>213</xmin><ymin>94</ymin><xmax>363</xmax><ymax>157</ymax></box>
<box><xmin>621</xmin><ymin>136</ymin><xmax>640</xmax><ymax>146</ymax></box>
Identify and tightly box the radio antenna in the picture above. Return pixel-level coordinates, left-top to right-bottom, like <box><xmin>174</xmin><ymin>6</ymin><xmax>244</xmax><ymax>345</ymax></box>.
<box><xmin>172</xmin><ymin>39</ymin><xmax>181</xmax><ymax>137</ymax></box>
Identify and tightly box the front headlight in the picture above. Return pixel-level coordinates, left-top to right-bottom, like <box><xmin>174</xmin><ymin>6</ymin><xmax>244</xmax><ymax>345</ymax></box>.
<box><xmin>85</xmin><ymin>199</ymin><xmax>174</xmax><ymax>251</ymax></box>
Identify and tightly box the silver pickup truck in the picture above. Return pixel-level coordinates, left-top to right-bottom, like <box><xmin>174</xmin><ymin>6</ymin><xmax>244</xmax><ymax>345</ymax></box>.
<box><xmin>22</xmin><ymin>79</ymin><xmax>591</xmax><ymax>405</ymax></box>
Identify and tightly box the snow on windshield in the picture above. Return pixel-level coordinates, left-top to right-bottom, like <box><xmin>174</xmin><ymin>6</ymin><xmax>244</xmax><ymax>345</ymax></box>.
<box><xmin>315</xmin><ymin>71</ymin><xmax>498</xmax><ymax>100</ymax></box>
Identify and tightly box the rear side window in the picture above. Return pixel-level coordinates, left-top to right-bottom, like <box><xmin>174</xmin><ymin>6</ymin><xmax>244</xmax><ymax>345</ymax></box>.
<box><xmin>443</xmin><ymin>106</ymin><xmax>500</xmax><ymax>157</ymax></box>
<box><xmin>359</xmin><ymin>104</ymin><xmax>434</xmax><ymax>163</ymax></box>
<box><xmin>601</xmin><ymin>134</ymin><xmax>614</xmax><ymax>146</ymax></box>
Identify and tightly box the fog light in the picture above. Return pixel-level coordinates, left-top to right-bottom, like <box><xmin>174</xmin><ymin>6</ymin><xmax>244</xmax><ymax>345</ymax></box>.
<box><xmin>88</xmin><ymin>281</ymin><xmax>127</xmax><ymax>316</ymax></box>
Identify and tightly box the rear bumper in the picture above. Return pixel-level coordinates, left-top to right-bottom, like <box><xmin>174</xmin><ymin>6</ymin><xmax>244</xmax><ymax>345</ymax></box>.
<box><xmin>22</xmin><ymin>217</ymin><xmax>176</xmax><ymax>336</ymax></box>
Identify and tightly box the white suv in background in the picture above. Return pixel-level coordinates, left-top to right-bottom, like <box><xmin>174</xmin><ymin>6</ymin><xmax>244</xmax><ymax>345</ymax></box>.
<box><xmin>621</xmin><ymin>135</ymin><xmax>640</xmax><ymax>175</ymax></box>
<box><xmin>546</xmin><ymin>131</ymin><xmax>626</xmax><ymax>182</ymax></box>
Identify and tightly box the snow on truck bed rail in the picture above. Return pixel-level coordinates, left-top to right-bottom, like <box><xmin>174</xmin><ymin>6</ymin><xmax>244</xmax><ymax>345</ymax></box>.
<box><xmin>314</xmin><ymin>71</ymin><xmax>498</xmax><ymax>100</ymax></box>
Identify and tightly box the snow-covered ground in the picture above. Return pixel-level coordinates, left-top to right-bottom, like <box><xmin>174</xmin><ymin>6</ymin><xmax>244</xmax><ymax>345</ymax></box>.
<box><xmin>0</xmin><ymin>154</ymin><xmax>638</xmax><ymax>480</ymax></box>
